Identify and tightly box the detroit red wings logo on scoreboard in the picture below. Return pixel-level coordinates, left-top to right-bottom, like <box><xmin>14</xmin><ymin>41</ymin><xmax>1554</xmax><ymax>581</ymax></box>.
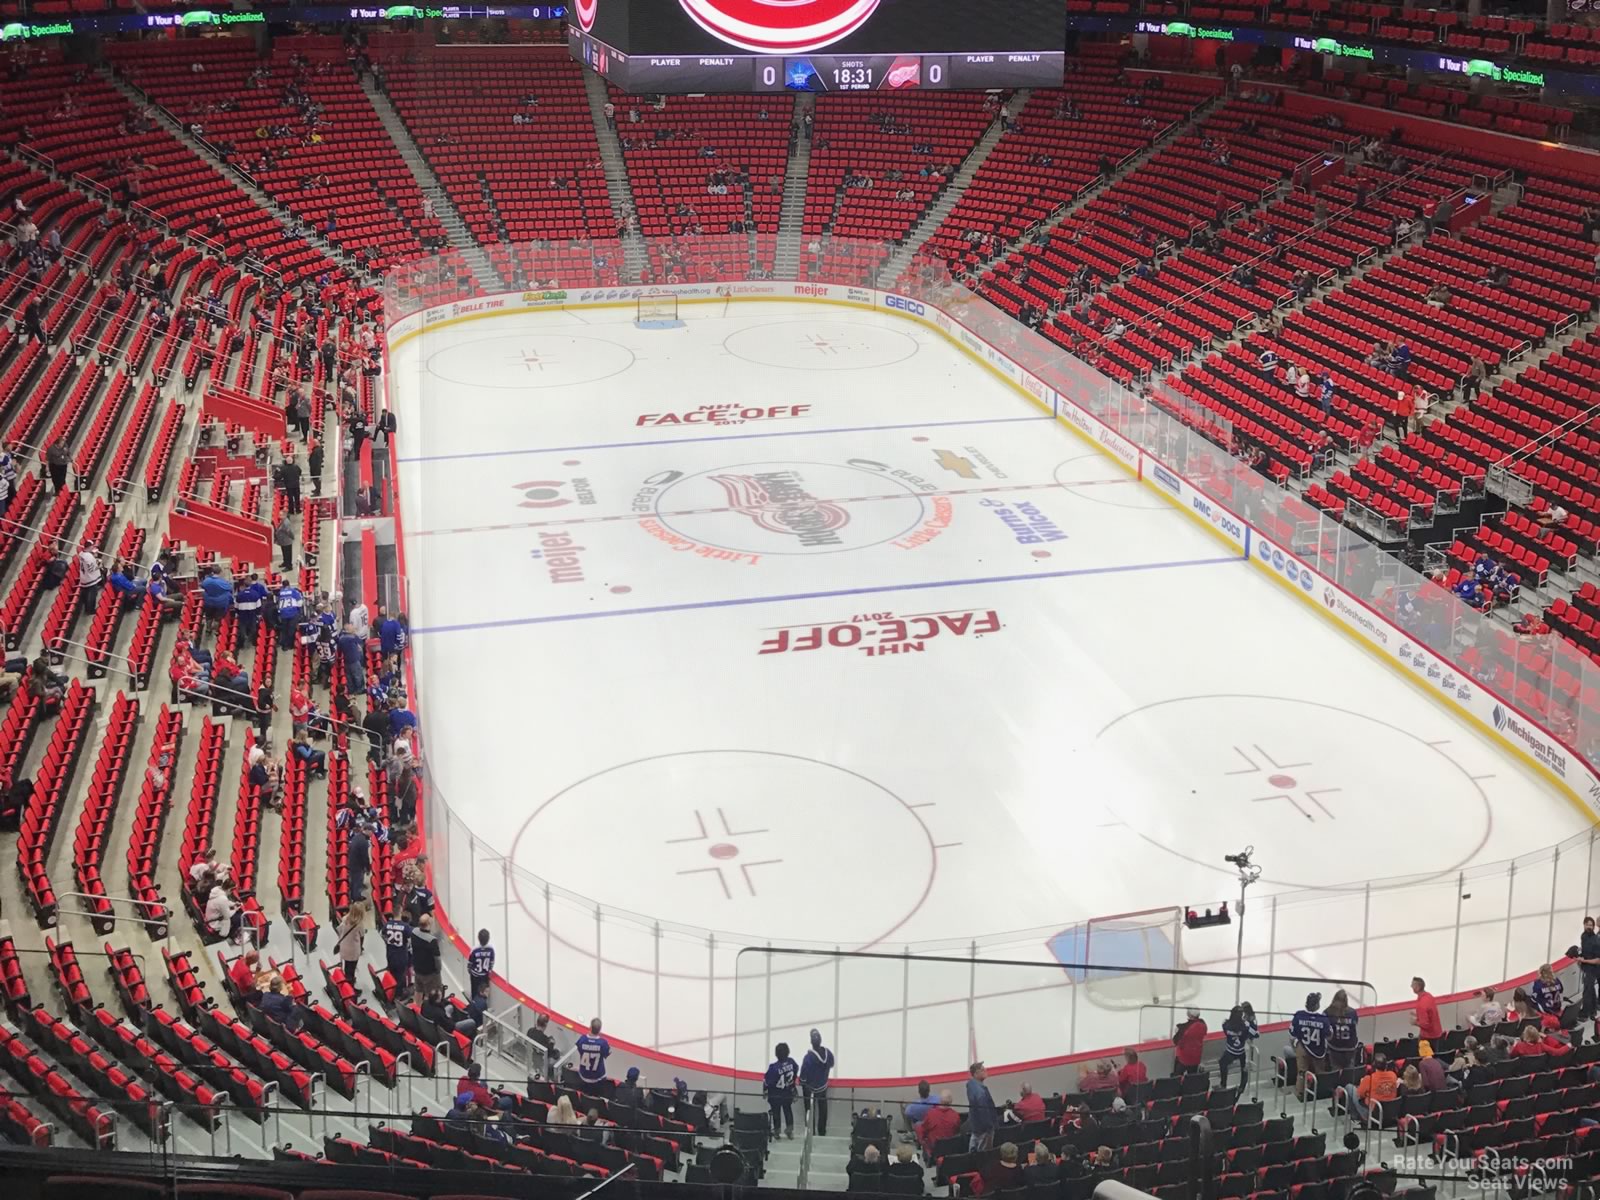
<box><xmin>575</xmin><ymin>0</ymin><xmax>599</xmax><ymax>30</ymax></box>
<box><xmin>678</xmin><ymin>0</ymin><xmax>882</xmax><ymax>53</ymax></box>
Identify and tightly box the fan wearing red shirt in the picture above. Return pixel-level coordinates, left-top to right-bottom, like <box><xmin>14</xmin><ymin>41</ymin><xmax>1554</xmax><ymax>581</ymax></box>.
<box><xmin>1012</xmin><ymin>1082</ymin><xmax>1045</xmax><ymax>1124</ymax></box>
<box><xmin>1410</xmin><ymin>977</ymin><xmax>1444</xmax><ymax>1042</ymax></box>
<box><xmin>229</xmin><ymin>950</ymin><xmax>261</xmax><ymax>1003</ymax></box>
<box><xmin>1118</xmin><ymin>1048</ymin><xmax>1148</xmax><ymax>1093</ymax></box>
<box><xmin>1173</xmin><ymin>1009</ymin><xmax>1208</xmax><ymax>1073</ymax></box>
<box><xmin>917</xmin><ymin>1091</ymin><xmax>961</xmax><ymax>1158</ymax></box>
<box><xmin>1511</xmin><ymin>1025</ymin><xmax>1572</xmax><ymax>1058</ymax></box>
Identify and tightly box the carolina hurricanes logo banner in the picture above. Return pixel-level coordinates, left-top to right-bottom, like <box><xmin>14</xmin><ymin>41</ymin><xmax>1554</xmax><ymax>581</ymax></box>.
<box><xmin>575</xmin><ymin>0</ymin><xmax>599</xmax><ymax>30</ymax></box>
<box><xmin>677</xmin><ymin>0</ymin><xmax>883</xmax><ymax>53</ymax></box>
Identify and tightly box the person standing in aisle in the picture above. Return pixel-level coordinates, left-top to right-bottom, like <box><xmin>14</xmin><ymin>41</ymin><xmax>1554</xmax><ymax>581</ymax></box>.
<box><xmin>575</xmin><ymin>1018</ymin><xmax>612</xmax><ymax>1095</ymax></box>
<box><xmin>278</xmin><ymin>451</ymin><xmax>303</xmax><ymax>515</ymax></box>
<box><xmin>1219</xmin><ymin>1003</ymin><xmax>1257</xmax><ymax>1089</ymax></box>
<box><xmin>764</xmin><ymin>1042</ymin><xmax>799</xmax><ymax>1139</ymax></box>
<box><xmin>800</xmin><ymin>1028</ymin><xmax>835</xmax><ymax>1135</ymax></box>
<box><xmin>307</xmin><ymin>438</ymin><xmax>324</xmax><ymax>497</ymax></box>
<box><xmin>965</xmin><ymin>1060</ymin><xmax>997</xmax><ymax>1151</ymax></box>
<box><xmin>467</xmin><ymin>928</ymin><xmax>494</xmax><ymax>1001</ymax></box>
<box><xmin>1580</xmin><ymin>916</ymin><xmax>1600</xmax><ymax>1020</ymax></box>
<box><xmin>76</xmin><ymin>548</ymin><xmax>103</xmax><ymax>615</ymax></box>
<box><xmin>381</xmin><ymin>908</ymin><xmax>414</xmax><ymax>1001</ymax></box>
<box><xmin>336</xmin><ymin>900</ymin><xmax>368</xmax><ymax>995</ymax></box>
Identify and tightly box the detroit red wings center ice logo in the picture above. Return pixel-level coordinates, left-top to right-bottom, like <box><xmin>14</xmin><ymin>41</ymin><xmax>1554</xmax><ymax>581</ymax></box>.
<box><xmin>574</xmin><ymin>0</ymin><xmax>600</xmax><ymax>31</ymax></box>
<box><xmin>711</xmin><ymin>469</ymin><xmax>850</xmax><ymax>548</ymax></box>
<box><xmin>678</xmin><ymin>0</ymin><xmax>882</xmax><ymax>53</ymax></box>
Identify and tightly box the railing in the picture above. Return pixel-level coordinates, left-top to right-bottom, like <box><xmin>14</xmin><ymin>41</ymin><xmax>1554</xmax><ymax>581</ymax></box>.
<box><xmin>380</xmin><ymin>237</ymin><xmax>1600</xmax><ymax>1086</ymax></box>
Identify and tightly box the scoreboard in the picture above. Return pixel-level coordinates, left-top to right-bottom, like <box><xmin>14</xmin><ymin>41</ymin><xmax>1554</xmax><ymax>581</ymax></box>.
<box><xmin>568</xmin><ymin>0</ymin><xmax>1064</xmax><ymax>93</ymax></box>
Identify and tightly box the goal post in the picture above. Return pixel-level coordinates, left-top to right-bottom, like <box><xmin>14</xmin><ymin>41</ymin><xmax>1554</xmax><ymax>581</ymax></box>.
<box><xmin>1048</xmin><ymin>905</ymin><xmax>1198</xmax><ymax>1012</ymax></box>
<box><xmin>636</xmin><ymin>294</ymin><xmax>682</xmax><ymax>329</ymax></box>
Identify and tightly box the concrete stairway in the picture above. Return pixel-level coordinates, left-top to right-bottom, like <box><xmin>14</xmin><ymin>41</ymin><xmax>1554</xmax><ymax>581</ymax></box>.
<box><xmin>879</xmin><ymin>90</ymin><xmax>1029</xmax><ymax>284</ymax></box>
<box><xmin>581</xmin><ymin>71</ymin><xmax>648</xmax><ymax>282</ymax></box>
<box><xmin>773</xmin><ymin>94</ymin><xmax>815</xmax><ymax>279</ymax></box>
<box><xmin>361</xmin><ymin>77</ymin><xmax>502</xmax><ymax>293</ymax></box>
<box><xmin>100</xmin><ymin>67</ymin><xmax>371</xmax><ymax>285</ymax></box>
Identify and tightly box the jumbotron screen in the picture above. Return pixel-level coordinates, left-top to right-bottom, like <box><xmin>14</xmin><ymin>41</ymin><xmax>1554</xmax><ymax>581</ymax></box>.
<box><xmin>568</xmin><ymin>0</ymin><xmax>1065</xmax><ymax>93</ymax></box>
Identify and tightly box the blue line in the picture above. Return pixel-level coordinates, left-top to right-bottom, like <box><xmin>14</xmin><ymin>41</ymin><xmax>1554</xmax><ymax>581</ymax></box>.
<box><xmin>396</xmin><ymin>414</ymin><xmax>1055</xmax><ymax>465</ymax></box>
<box><xmin>411</xmin><ymin>553</ymin><xmax>1241</xmax><ymax>636</ymax></box>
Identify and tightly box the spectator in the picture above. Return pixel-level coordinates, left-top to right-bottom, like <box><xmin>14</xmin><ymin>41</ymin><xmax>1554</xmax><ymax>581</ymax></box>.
<box><xmin>847</xmin><ymin>1145</ymin><xmax>884</xmax><ymax>1190</ymax></box>
<box><xmin>1013</xmin><ymin>1080</ymin><xmax>1045</xmax><ymax>1123</ymax></box>
<box><xmin>1117</xmin><ymin>1047</ymin><xmax>1147</xmax><ymax>1093</ymax></box>
<box><xmin>1468</xmin><ymin>987</ymin><xmax>1504</xmax><ymax>1028</ymax></box>
<box><xmin>457</xmin><ymin>1061</ymin><xmax>514</xmax><ymax>1111</ymax></box>
<box><xmin>75</xmin><ymin>549</ymin><xmax>103</xmax><ymax>615</ymax></box>
<box><xmin>200</xmin><ymin>567</ymin><xmax>234</xmax><ymax>632</ymax></box>
<box><xmin>1291</xmin><ymin>992</ymin><xmax>1332</xmax><ymax>1099</ymax></box>
<box><xmin>335</xmin><ymin>900</ymin><xmax>368</xmax><ymax>992</ymax></box>
<box><xmin>189</xmin><ymin>847</ymin><xmax>230</xmax><ymax>892</ymax></box>
<box><xmin>206</xmin><ymin>883</ymin><xmax>244</xmax><ymax>944</ymax></box>
<box><xmin>1078</xmin><ymin>1060</ymin><xmax>1117</xmax><ymax>1092</ymax></box>
<box><xmin>549</xmin><ymin>1094</ymin><xmax>581</xmax><ymax>1125</ymax></box>
<box><xmin>615</xmin><ymin>1067</ymin><xmax>647</xmax><ymax>1110</ymax></box>
<box><xmin>887</xmin><ymin>1142</ymin><xmax>923</xmax><ymax>1188</ymax></box>
<box><xmin>764</xmin><ymin>1041</ymin><xmax>798</xmax><ymax>1139</ymax></box>
<box><xmin>1411</xmin><ymin>976</ymin><xmax>1444</xmax><ymax>1042</ymax></box>
<box><xmin>258</xmin><ymin>976</ymin><xmax>303</xmax><ymax>1031</ymax></box>
<box><xmin>966</xmin><ymin>1060</ymin><xmax>997</xmax><ymax>1151</ymax></box>
<box><xmin>1024</xmin><ymin>1144</ymin><xmax>1060</xmax><ymax>1186</ymax></box>
<box><xmin>904</xmin><ymin>1079</ymin><xmax>936</xmax><ymax>1130</ymax></box>
<box><xmin>1512</xmin><ymin>1024</ymin><xmax>1571</xmax><ymax>1058</ymax></box>
<box><xmin>982</xmin><ymin>1143</ymin><xmax>1023</xmax><ymax>1193</ymax></box>
<box><xmin>277</xmin><ymin>452</ymin><xmax>302</xmax><ymax>515</ymax></box>
<box><xmin>381</xmin><ymin>908</ymin><xmax>413</xmax><ymax>1000</ymax></box>
<box><xmin>1325</xmin><ymin>989</ymin><xmax>1360</xmax><ymax>1069</ymax></box>
<box><xmin>44</xmin><ymin>439</ymin><xmax>67</xmax><ymax>494</ymax></box>
<box><xmin>918</xmin><ymin>1089</ymin><xmax>961</xmax><ymax>1158</ymax></box>
<box><xmin>337</xmin><ymin>623</ymin><xmax>366</xmax><ymax>693</ymax></box>
<box><xmin>274</xmin><ymin>514</ymin><xmax>295</xmax><ymax>570</ymax></box>
<box><xmin>1417</xmin><ymin>1051</ymin><xmax>1451</xmax><ymax>1092</ymax></box>
<box><xmin>1341</xmin><ymin>1054</ymin><xmax>1398</xmax><ymax>1126</ymax></box>
<box><xmin>229</xmin><ymin>950</ymin><xmax>262</xmax><ymax>1004</ymax></box>
<box><xmin>307</xmin><ymin>438</ymin><xmax>325</xmax><ymax>497</ymax></box>
<box><xmin>1219</xmin><ymin>1003</ymin><xmax>1257</xmax><ymax>1088</ymax></box>
<box><xmin>1172</xmin><ymin>1008</ymin><xmax>1207</xmax><ymax>1075</ymax></box>
<box><xmin>575</xmin><ymin>1017</ymin><xmax>612</xmax><ymax>1094</ymax></box>
<box><xmin>1580</xmin><ymin>919</ymin><xmax>1600</xmax><ymax>1020</ymax></box>
<box><xmin>1532</xmin><ymin>964</ymin><xmax>1566</xmax><ymax>1027</ymax></box>
<box><xmin>800</xmin><ymin>1028</ymin><xmax>834</xmax><ymax>1135</ymax></box>
<box><xmin>409</xmin><ymin>912</ymin><xmax>442</xmax><ymax>997</ymax></box>
<box><xmin>467</xmin><ymin>928</ymin><xmax>495</xmax><ymax>1000</ymax></box>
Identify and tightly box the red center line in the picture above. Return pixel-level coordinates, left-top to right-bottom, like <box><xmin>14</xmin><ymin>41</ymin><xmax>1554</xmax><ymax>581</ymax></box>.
<box><xmin>411</xmin><ymin>477</ymin><xmax>1133</xmax><ymax>538</ymax></box>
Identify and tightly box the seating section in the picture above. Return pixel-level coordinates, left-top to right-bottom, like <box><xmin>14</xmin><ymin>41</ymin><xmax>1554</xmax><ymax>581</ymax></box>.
<box><xmin>926</xmin><ymin>53</ymin><xmax>1220</xmax><ymax>273</ymax></box>
<box><xmin>611</xmin><ymin>88</ymin><xmax>793</xmax><ymax>279</ymax></box>
<box><xmin>105</xmin><ymin>37</ymin><xmax>446</xmax><ymax>273</ymax></box>
<box><xmin>382</xmin><ymin>46</ymin><xmax>622</xmax><ymax>286</ymax></box>
<box><xmin>800</xmin><ymin>91</ymin><xmax>994</xmax><ymax>279</ymax></box>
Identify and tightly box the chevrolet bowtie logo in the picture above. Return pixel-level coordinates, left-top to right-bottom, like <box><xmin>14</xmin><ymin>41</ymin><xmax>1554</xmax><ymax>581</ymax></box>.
<box><xmin>933</xmin><ymin>450</ymin><xmax>979</xmax><ymax>479</ymax></box>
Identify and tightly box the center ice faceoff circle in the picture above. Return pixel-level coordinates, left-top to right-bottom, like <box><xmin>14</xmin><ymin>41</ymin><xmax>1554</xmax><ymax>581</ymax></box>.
<box><xmin>652</xmin><ymin>459</ymin><xmax>930</xmax><ymax>555</ymax></box>
<box><xmin>510</xmin><ymin>750</ymin><xmax>938</xmax><ymax>949</ymax></box>
<box><xmin>722</xmin><ymin>319</ymin><xmax>919</xmax><ymax>371</ymax></box>
<box><xmin>1097</xmin><ymin>694</ymin><xmax>1494</xmax><ymax>890</ymax></box>
<box><xmin>425</xmin><ymin>333</ymin><xmax>636</xmax><ymax>390</ymax></box>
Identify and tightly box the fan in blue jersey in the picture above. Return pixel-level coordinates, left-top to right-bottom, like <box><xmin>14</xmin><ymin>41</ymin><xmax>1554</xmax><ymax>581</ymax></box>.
<box><xmin>1219</xmin><ymin>1003</ymin><xmax>1258</xmax><ymax>1091</ymax></box>
<box><xmin>1289</xmin><ymin>992</ymin><xmax>1331</xmax><ymax>1101</ymax></box>
<box><xmin>467</xmin><ymin>928</ymin><xmax>494</xmax><ymax>1000</ymax></box>
<box><xmin>381</xmin><ymin>910</ymin><xmax>413</xmax><ymax>999</ymax></box>
<box><xmin>574</xmin><ymin>1018</ymin><xmax>612</xmax><ymax>1095</ymax></box>
<box><xmin>764</xmin><ymin>1041</ymin><xmax>799</xmax><ymax>1139</ymax></box>
<box><xmin>1325</xmin><ymin>989</ymin><xmax>1362</xmax><ymax>1069</ymax></box>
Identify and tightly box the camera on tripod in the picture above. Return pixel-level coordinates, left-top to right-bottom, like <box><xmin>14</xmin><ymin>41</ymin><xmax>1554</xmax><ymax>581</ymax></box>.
<box><xmin>1223</xmin><ymin>846</ymin><xmax>1254</xmax><ymax>867</ymax></box>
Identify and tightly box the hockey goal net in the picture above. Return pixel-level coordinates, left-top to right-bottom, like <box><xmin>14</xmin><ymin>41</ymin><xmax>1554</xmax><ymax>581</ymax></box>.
<box><xmin>1051</xmin><ymin>906</ymin><xmax>1196</xmax><ymax>1012</ymax></box>
<box><xmin>636</xmin><ymin>294</ymin><xmax>680</xmax><ymax>326</ymax></box>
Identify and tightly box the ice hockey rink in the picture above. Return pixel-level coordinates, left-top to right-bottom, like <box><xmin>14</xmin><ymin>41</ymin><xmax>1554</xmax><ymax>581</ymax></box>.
<box><xmin>389</xmin><ymin>300</ymin><xmax>1593</xmax><ymax>1078</ymax></box>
